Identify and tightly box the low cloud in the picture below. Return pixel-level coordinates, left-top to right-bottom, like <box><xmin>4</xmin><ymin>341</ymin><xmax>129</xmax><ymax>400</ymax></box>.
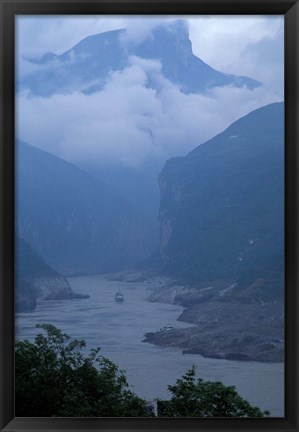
<box><xmin>189</xmin><ymin>16</ymin><xmax>283</xmax><ymax>97</ymax></box>
<box><xmin>16</xmin><ymin>16</ymin><xmax>126</xmax><ymax>59</ymax></box>
<box><xmin>17</xmin><ymin>16</ymin><xmax>173</xmax><ymax>60</ymax></box>
<box><xmin>119</xmin><ymin>17</ymin><xmax>168</xmax><ymax>46</ymax></box>
<box><xmin>17</xmin><ymin>56</ymin><xmax>281</xmax><ymax>169</ymax></box>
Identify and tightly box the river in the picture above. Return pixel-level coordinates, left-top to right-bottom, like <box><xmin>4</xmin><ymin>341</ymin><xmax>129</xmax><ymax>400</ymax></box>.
<box><xmin>15</xmin><ymin>274</ymin><xmax>284</xmax><ymax>417</ymax></box>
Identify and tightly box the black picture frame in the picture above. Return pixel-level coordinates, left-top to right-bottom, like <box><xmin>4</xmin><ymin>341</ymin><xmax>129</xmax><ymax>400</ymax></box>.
<box><xmin>0</xmin><ymin>0</ymin><xmax>298</xmax><ymax>431</ymax></box>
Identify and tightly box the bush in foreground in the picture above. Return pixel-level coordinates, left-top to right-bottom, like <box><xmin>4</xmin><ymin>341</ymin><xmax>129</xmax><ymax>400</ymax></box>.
<box><xmin>157</xmin><ymin>366</ymin><xmax>270</xmax><ymax>417</ymax></box>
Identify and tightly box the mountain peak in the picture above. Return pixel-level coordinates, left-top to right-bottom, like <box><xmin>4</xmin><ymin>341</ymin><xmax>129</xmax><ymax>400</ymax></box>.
<box><xmin>157</xmin><ymin>19</ymin><xmax>190</xmax><ymax>39</ymax></box>
<box><xmin>133</xmin><ymin>19</ymin><xmax>192</xmax><ymax>65</ymax></box>
<box><xmin>18</xmin><ymin>19</ymin><xmax>261</xmax><ymax>97</ymax></box>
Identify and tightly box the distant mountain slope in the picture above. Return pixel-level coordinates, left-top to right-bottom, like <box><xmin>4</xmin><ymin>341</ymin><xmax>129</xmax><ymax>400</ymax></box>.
<box><xmin>16</xmin><ymin>238</ymin><xmax>57</xmax><ymax>280</ymax></box>
<box><xmin>16</xmin><ymin>141</ymin><xmax>150</xmax><ymax>275</ymax></box>
<box><xmin>19</xmin><ymin>20</ymin><xmax>260</xmax><ymax>97</ymax></box>
<box><xmin>157</xmin><ymin>102</ymin><xmax>284</xmax><ymax>297</ymax></box>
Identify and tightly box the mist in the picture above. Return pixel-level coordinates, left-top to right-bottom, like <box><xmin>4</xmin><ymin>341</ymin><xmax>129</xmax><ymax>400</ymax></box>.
<box><xmin>17</xmin><ymin>60</ymin><xmax>281</xmax><ymax>169</ymax></box>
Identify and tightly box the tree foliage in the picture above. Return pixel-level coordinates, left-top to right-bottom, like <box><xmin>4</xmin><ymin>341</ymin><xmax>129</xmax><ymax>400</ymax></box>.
<box><xmin>15</xmin><ymin>324</ymin><xmax>154</xmax><ymax>417</ymax></box>
<box><xmin>16</xmin><ymin>325</ymin><xmax>270</xmax><ymax>418</ymax></box>
<box><xmin>157</xmin><ymin>365</ymin><xmax>270</xmax><ymax>417</ymax></box>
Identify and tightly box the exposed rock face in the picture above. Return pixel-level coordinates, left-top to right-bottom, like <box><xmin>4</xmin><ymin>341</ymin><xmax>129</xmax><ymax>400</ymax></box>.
<box><xmin>16</xmin><ymin>276</ymin><xmax>89</xmax><ymax>312</ymax></box>
<box><xmin>159</xmin><ymin>219</ymin><xmax>173</xmax><ymax>259</ymax></box>
<box><xmin>144</xmin><ymin>323</ymin><xmax>284</xmax><ymax>363</ymax></box>
<box><xmin>32</xmin><ymin>276</ymin><xmax>88</xmax><ymax>301</ymax></box>
<box><xmin>16</xmin><ymin>238</ymin><xmax>88</xmax><ymax>312</ymax></box>
<box><xmin>144</xmin><ymin>279</ymin><xmax>284</xmax><ymax>363</ymax></box>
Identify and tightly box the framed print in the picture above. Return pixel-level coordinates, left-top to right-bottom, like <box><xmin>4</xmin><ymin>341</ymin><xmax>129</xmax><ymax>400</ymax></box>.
<box><xmin>0</xmin><ymin>0</ymin><xmax>298</xmax><ymax>431</ymax></box>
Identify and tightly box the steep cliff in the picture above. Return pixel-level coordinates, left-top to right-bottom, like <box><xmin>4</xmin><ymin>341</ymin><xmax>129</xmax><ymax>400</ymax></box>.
<box><xmin>158</xmin><ymin>102</ymin><xmax>284</xmax><ymax>297</ymax></box>
<box><xmin>145</xmin><ymin>102</ymin><xmax>285</xmax><ymax>361</ymax></box>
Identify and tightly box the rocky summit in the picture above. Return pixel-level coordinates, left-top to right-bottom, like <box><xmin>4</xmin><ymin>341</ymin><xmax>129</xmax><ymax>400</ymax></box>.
<box><xmin>19</xmin><ymin>20</ymin><xmax>260</xmax><ymax>97</ymax></box>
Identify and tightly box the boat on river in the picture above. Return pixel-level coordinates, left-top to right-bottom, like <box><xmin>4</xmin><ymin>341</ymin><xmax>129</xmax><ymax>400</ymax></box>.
<box><xmin>115</xmin><ymin>292</ymin><xmax>124</xmax><ymax>302</ymax></box>
<box><xmin>160</xmin><ymin>324</ymin><xmax>174</xmax><ymax>332</ymax></box>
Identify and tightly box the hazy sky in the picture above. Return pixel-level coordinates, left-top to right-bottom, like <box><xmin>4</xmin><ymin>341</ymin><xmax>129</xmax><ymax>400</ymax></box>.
<box><xmin>16</xmin><ymin>16</ymin><xmax>284</xmax><ymax>168</ymax></box>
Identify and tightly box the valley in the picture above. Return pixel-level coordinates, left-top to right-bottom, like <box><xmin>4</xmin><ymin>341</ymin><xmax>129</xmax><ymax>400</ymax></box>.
<box><xmin>16</xmin><ymin>102</ymin><xmax>285</xmax><ymax>361</ymax></box>
<box><xmin>15</xmin><ymin>17</ymin><xmax>285</xmax><ymax>417</ymax></box>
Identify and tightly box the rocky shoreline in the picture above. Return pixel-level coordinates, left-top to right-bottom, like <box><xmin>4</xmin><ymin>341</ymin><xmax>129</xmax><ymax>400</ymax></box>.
<box><xmin>109</xmin><ymin>271</ymin><xmax>284</xmax><ymax>363</ymax></box>
<box><xmin>16</xmin><ymin>276</ymin><xmax>89</xmax><ymax>313</ymax></box>
<box><xmin>33</xmin><ymin>276</ymin><xmax>89</xmax><ymax>301</ymax></box>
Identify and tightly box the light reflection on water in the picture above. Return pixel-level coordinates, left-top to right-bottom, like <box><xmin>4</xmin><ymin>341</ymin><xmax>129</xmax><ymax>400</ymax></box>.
<box><xmin>16</xmin><ymin>274</ymin><xmax>284</xmax><ymax>416</ymax></box>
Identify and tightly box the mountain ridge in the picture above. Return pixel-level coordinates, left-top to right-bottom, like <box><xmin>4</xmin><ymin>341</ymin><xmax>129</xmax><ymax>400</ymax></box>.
<box><xmin>16</xmin><ymin>140</ymin><xmax>152</xmax><ymax>275</ymax></box>
<box><xmin>157</xmin><ymin>101</ymin><xmax>284</xmax><ymax>294</ymax></box>
<box><xmin>19</xmin><ymin>20</ymin><xmax>260</xmax><ymax>97</ymax></box>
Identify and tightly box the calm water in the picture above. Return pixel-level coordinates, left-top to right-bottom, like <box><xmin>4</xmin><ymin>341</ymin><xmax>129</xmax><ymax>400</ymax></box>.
<box><xmin>16</xmin><ymin>274</ymin><xmax>284</xmax><ymax>416</ymax></box>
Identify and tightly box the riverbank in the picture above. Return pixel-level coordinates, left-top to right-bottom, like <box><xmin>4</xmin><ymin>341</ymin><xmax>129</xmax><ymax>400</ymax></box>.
<box><xmin>108</xmin><ymin>271</ymin><xmax>284</xmax><ymax>363</ymax></box>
